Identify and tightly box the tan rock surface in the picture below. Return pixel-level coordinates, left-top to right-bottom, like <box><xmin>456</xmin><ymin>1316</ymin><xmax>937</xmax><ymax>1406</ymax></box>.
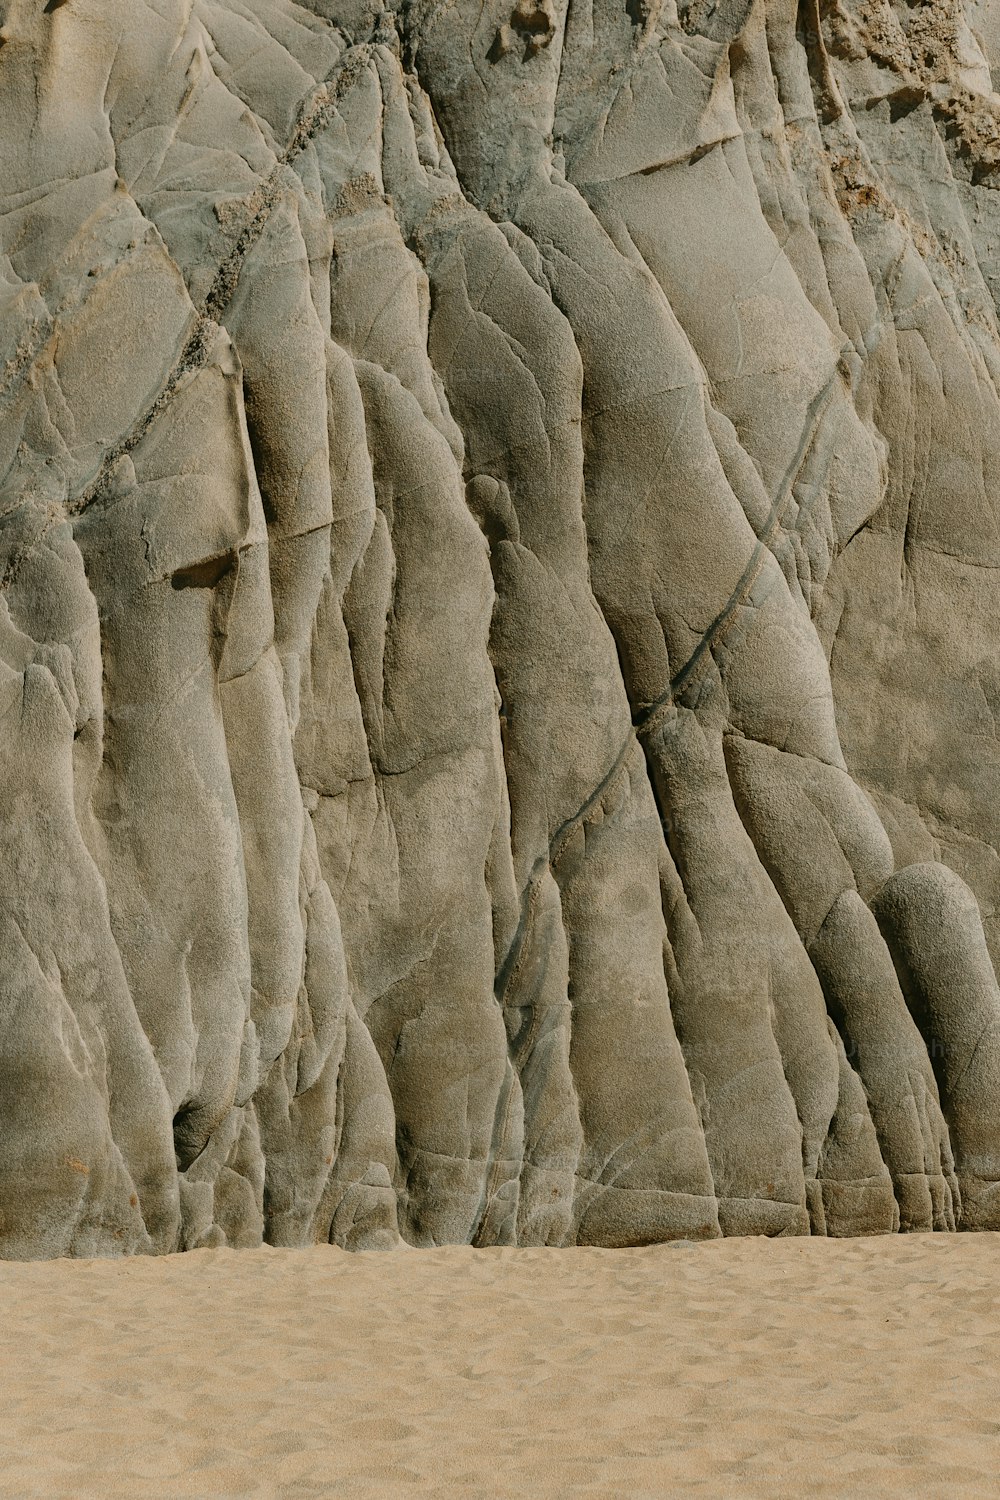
<box><xmin>4</xmin><ymin>0</ymin><xmax>1000</xmax><ymax>1252</ymax></box>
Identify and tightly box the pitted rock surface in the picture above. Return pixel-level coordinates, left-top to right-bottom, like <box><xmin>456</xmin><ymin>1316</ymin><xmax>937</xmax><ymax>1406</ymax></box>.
<box><xmin>3</xmin><ymin>0</ymin><xmax>1000</xmax><ymax>1254</ymax></box>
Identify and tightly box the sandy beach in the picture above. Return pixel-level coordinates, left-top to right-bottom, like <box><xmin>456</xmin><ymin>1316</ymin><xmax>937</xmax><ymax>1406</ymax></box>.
<box><xmin>0</xmin><ymin>1234</ymin><xmax>998</xmax><ymax>1498</ymax></box>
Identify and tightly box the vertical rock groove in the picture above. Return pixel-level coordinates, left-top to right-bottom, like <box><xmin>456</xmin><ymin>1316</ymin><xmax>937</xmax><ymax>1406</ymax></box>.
<box><xmin>2</xmin><ymin>0</ymin><xmax>1000</xmax><ymax>1253</ymax></box>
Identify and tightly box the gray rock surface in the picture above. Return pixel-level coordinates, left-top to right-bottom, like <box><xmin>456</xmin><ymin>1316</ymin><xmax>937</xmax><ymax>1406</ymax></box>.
<box><xmin>3</xmin><ymin>0</ymin><xmax>1000</xmax><ymax>1255</ymax></box>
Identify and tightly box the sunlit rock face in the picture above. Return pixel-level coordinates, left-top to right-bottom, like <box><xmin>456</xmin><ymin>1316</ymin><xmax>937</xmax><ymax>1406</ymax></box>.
<box><xmin>3</xmin><ymin>0</ymin><xmax>1000</xmax><ymax>1256</ymax></box>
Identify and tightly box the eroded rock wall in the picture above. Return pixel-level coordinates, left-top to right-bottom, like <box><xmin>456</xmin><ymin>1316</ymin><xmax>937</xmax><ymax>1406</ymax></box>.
<box><xmin>3</xmin><ymin>0</ymin><xmax>1000</xmax><ymax>1255</ymax></box>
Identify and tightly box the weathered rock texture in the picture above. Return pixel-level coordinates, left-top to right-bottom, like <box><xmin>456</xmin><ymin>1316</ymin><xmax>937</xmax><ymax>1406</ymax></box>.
<box><xmin>3</xmin><ymin>0</ymin><xmax>1000</xmax><ymax>1257</ymax></box>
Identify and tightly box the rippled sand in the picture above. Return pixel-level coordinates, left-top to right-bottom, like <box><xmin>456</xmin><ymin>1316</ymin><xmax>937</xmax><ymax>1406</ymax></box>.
<box><xmin>1</xmin><ymin>1234</ymin><xmax>998</xmax><ymax>1497</ymax></box>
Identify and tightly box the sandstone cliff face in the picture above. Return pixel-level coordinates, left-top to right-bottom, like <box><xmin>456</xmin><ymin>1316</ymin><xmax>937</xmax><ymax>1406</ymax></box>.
<box><xmin>2</xmin><ymin>0</ymin><xmax>1000</xmax><ymax>1256</ymax></box>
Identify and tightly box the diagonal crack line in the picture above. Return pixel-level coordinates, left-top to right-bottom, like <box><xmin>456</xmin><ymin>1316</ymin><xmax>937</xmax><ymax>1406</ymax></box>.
<box><xmin>495</xmin><ymin>728</ymin><xmax>636</xmax><ymax>1027</ymax></box>
<box><xmin>0</xmin><ymin>310</ymin><xmax>55</xmax><ymax>409</ymax></box>
<box><xmin>83</xmin><ymin>40</ymin><xmax>375</xmax><ymax>507</ymax></box>
<box><xmin>634</xmin><ymin>365</ymin><xmax>843</xmax><ymax>740</ymax></box>
<box><xmin>65</xmin><ymin>311</ymin><xmax>216</xmax><ymax>521</ymax></box>
<box><xmin>2</xmin><ymin>41</ymin><xmax>378</xmax><ymax>599</ymax></box>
